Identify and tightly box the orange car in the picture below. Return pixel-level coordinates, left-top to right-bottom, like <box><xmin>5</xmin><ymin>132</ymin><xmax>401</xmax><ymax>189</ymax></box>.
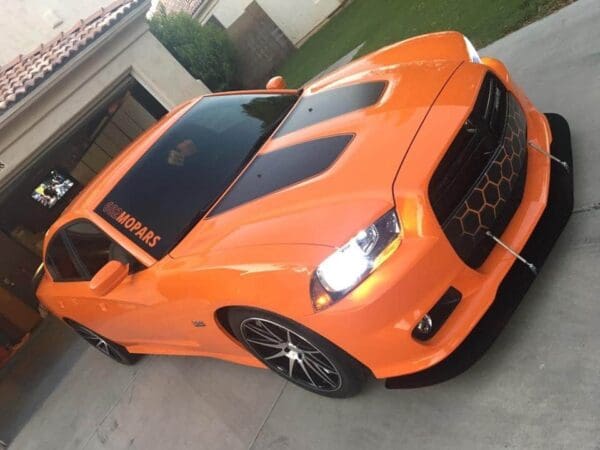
<box><xmin>37</xmin><ymin>31</ymin><xmax>573</xmax><ymax>397</ymax></box>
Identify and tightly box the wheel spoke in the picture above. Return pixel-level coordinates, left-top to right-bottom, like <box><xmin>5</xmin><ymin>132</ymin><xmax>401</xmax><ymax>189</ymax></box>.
<box><xmin>288</xmin><ymin>356</ymin><xmax>295</xmax><ymax>377</ymax></box>
<box><xmin>257</xmin><ymin>321</ymin><xmax>285</xmax><ymax>342</ymax></box>
<box><xmin>263</xmin><ymin>349</ymin><xmax>287</xmax><ymax>360</ymax></box>
<box><xmin>73</xmin><ymin>325</ymin><xmax>127</xmax><ymax>363</ymax></box>
<box><xmin>303</xmin><ymin>355</ymin><xmax>338</xmax><ymax>388</ymax></box>
<box><xmin>77</xmin><ymin>329</ymin><xmax>97</xmax><ymax>340</ymax></box>
<box><xmin>244</xmin><ymin>323</ymin><xmax>282</xmax><ymax>344</ymax></box>
<box><xmin>298</xmin><ymin>360</ymin><xmax>317</xmax><ymax>387</ymax></box>
<box><xmin>246</xmin><ymin>338</ymin><xmax>284</xmax><ymax>349</ymax></box>
<box><xmin>305</xmin><ymin>351</ymin><xmax>336</xmax><ymax>372</ymax></box>
<box><xmin>289</xmin><ymin>333</ymin><xmax>321</xmax><ymax>353</ymax></box>
<box><xmin>96</xmin><ymin>339</ymin><xmax>110</xmax><ymax>355</ymax></box>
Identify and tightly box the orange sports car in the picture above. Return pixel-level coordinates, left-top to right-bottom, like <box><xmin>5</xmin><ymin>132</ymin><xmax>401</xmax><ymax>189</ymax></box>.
<box><xmin>37</xmin><ymin>31</ymin><xmax>573</xmax><ymax>397</ymax></box>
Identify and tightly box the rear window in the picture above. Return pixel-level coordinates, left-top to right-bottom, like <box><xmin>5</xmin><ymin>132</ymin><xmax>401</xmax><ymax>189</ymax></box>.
<box><xmin>95</xmin><ymin>93</ymin><xmax>297</xmax><ymax>259</ymax></box>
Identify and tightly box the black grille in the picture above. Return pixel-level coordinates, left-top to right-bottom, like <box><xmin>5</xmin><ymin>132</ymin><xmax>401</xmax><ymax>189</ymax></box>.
<box><xmin>429</xmin><ymin>73</ymin><xmax>528</xmax><ymax>268</ymax></box>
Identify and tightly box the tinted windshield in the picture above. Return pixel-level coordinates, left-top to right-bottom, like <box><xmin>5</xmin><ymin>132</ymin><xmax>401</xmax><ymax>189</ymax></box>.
<box><xmin>95</xmin><ymin>93</ymin><xmax>298</xmax><ymax>259</ymax></box>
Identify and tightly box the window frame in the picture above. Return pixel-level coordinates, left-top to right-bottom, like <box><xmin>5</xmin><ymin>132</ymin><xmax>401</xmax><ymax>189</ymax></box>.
<box><xmin>45</xmin><ymin>219</ymin><xmax>145</xmax><ymax>283</ymax></box>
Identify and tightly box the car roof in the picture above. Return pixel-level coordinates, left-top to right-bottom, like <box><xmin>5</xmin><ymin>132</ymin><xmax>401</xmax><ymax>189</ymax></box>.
<box><xmin>46</xmin><ymin>90</ymin><xmax>298</xmax><ymax>265</ymax></box>
<box><xmin>65</xmin><ymin>90</ymin><xmax>295</xmax><ymax>213</ymax></box>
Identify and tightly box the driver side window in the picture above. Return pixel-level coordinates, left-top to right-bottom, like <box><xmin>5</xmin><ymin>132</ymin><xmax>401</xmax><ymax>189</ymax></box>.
<box><xmin>46</xmin><ymin>220</ymin><xmax>143</xmax><ymax>282</ymax></box>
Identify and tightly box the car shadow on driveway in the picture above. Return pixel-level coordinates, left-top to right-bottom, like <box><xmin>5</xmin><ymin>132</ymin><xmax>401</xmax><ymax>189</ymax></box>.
<box><xmin>0</xmin><ymin>317</ymin><xmax>87</xmax><ymax>443</ymax></box>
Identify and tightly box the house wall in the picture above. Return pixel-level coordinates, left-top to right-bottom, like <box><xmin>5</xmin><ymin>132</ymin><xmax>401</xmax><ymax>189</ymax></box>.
<box><xmin>0</xmin><ymin>10</ymin><xmax>209</xmax><ymax>189</ymax></box>
<box><xmin>258</xmin><ymin>0</ymin><xmax>342</xmax><ymax>45</ymax></box>
<box><xmin>204</xmin><ymin>0</ymin><xmax>343</xmax><ymax>46</ymax></box>
<box><xmin>206</xmin><ymin>0</ymin><xmax>252</xmax><ymax>28</ymax></box>
<box><xmin>0</xmin><ymin>0</ymin><xmax>113</xmax><ymax>65</ymax></box>
<box><xmin>226</xmin><ymin>2</ymin><xmax>295</xmax><ymax>88</ymax></box>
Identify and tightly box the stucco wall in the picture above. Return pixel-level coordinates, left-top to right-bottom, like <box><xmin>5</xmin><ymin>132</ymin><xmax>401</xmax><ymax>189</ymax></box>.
<box><xmin>209</xmin><ymin>0</ymin><xmax>252</xmax><ymax>28</ymax></box>
<box><xmin>258</xmin><ymin>0</ymin><xmax>342</xmax><ymax>45</ymax></box>
<box><xmin>0</xmin><ymin>12</ymin><xmax>209</xmax><ymax>188</ymax></box>
<box><xmin>206</xmin><ymin>0</ymin><xmax>342</xmax><ymax>45</ymax></box>
<box><xmin>0</xmin><ymin>0</ymin><xmax>114</xmax><ymax>65</ymax></box>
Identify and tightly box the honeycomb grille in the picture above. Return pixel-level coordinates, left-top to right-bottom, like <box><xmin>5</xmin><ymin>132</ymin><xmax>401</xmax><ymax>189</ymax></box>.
<box><xmin>429</xmin><ymin>74</ymin><xmax>528</xmax><ymax>268</ymax></box>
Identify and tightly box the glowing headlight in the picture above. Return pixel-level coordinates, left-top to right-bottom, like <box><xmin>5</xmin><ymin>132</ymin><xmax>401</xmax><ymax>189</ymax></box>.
<box><xmin>463</xmin><ymin>36</ymin><xmax>481</xmax><ymax>64</ymax></box>
<box><xmin>311</xmin><ymin>210</ymin><xmax>401</xmax><ymax>311</ymax></box>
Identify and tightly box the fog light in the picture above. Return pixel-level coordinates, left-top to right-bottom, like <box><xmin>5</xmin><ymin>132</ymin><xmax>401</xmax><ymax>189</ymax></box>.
<box><xmin>412</xmin><ymin>287</ymin><xmax>462</xmax><ymax>342</ymax></box>
<box><xmin>416</xmin><ymin>314</ymin><xmax>433</xmax><ymax>335</ymax></box>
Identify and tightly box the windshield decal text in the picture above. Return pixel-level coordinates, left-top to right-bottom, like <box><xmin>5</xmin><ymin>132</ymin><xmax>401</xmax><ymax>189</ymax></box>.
<box><xmin>102</xmin><ymin>202</ymin><xmax>162</xmax><ymax>248</ymax></box>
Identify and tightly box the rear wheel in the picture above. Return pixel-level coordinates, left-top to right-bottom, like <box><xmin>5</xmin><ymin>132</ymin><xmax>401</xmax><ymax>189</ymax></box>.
<box><xmin>228</xmin><ymin>308</ymin><xmax>367</xmax><ymax>398</ymax></box>
<box><xmin>66</xmin><ymin>320</ymin><xmax>139</xmax><ymax>365</ymax></box>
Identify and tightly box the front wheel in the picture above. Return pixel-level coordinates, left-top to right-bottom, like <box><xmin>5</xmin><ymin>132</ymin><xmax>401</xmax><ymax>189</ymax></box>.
<box><xmin>228</xmin><ymin>309</ymin><xmax>367</xmax><ymax>398</ymax></box>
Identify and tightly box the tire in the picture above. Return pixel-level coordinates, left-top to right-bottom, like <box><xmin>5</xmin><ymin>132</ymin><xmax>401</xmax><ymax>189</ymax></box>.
<box><xmin>65</xmin><ymin>319</ymin><xmax>140</xmax><ymax>365</ymax></box>
<box><xmin>228</xmin><ymin>308</ymin><xmax>367</xmax><ymax>398</ymax></box>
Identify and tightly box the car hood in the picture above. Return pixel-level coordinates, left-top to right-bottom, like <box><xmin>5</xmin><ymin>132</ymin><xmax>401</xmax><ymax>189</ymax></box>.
<box><xmin>172</xmin><ymin>60</ymin><xmax>461</xmax><ymax>258</ymax></box>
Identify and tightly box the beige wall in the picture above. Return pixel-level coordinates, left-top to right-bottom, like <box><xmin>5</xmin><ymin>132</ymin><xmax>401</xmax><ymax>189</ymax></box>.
<box><xmin>0</xmin><ymin>0</ymin><xmax>114</xmax><ymax>65</ymax></box>
<box><xmin>206</xmin><ymin>0</ymin><xmax>252</xmax><ymax>28</ymax></box>
<box><xmin>259</xmin><ymin>0</ymin><xmax>342</xmax><ymax>45</ymax></box>
<box><xmin>203</xmin><ymin>0</ymin><xmax>343</xmax><ymax>46</ymax></box>
<box><xmin>0</xmin><ymin>10</ymin><xmax>210</xmax><ymax>188</ymax></box>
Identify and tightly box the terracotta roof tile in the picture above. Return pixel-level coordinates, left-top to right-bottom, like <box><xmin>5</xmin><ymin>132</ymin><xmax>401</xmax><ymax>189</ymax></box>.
<box><xmin>0</xmin><ymin>0</ymin><xmax>147</xmax><ymax>115</ymax></box>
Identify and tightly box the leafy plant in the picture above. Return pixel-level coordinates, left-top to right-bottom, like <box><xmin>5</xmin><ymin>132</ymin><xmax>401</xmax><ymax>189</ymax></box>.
<box><xmin>149</xmin><ymin>4</ymin><xmax>238</xmax><ymax>91</ymax></box>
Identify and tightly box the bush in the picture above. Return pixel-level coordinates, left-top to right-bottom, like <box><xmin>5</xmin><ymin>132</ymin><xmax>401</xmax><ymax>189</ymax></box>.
<box><xmin>149</xmin><ymin>5</ymin><xmax>237</xmax><ymax>91</ymax></box>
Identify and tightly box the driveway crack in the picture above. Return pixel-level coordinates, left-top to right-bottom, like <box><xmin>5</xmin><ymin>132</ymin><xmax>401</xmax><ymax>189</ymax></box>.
<box><xmin>247</xmin><ymin>381</ymin><xmax>287</xmax><ymax>450</ymax></box>
<box><xmin>79</xmin><ymin>366</ymin><xmax>141</xmax><ymax>450</ymax></box>
<box><xmin>573</xmin><ymin>201</ymin><xmax>600</xmax><ymax>215</ymax></box>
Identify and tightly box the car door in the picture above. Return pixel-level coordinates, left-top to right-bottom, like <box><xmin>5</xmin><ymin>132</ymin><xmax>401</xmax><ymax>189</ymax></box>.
<box><xmin>42</xmin><ymin>220</ymin><xmax>203</xmax><ymax>351</ymax></box>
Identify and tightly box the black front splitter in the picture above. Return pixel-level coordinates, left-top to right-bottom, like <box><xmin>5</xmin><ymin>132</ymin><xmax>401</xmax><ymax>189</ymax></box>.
<box><xmin>386</xmin><ymin>113</ymin><xmax>574</xmax><ymax>389</ymax></box>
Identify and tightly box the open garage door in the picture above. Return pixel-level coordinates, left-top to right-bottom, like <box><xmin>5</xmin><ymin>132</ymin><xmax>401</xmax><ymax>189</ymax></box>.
<box><xmin>0</xmin><ymin>77</ymin><xmax>167</xmax><ymax>361</ymax></box>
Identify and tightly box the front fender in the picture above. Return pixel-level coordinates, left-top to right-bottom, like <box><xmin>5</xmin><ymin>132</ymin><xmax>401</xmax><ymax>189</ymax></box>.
<box><xmin>161</xmin><ymin>243</ymin><xmax>334</xmax><ymax>320</ymax></box>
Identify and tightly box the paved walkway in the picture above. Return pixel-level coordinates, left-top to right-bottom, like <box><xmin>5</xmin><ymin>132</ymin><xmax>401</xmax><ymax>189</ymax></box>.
<box><xmin>2</xmin><ymin>1</ymin><xmax>599</xmax><ymax>448</ymax></box>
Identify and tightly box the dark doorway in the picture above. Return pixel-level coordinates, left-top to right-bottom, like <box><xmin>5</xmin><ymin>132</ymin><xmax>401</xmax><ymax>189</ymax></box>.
<box><xmin>0</xmin><ymin>77</ymin><xmax>167</xmax><ymax>360</ymax></box>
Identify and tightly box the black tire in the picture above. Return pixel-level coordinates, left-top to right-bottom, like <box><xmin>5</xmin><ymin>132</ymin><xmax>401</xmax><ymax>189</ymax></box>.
<box><xmin>228</xmin><ymin>308</ymin><xmax>367</xmax><ymax>398</ymax></box>
<box><xmin>65</xmin><ymin>319</ymin><xmax>140</xmax><ymax>365</ymax></box>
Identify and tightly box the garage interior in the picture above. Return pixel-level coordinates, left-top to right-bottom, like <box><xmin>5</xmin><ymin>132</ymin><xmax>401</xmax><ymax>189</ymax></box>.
<box><xmin>0</xmin><ymin>0</ymin><xmax>208</xmax><ymax>368</ymax></box>
<box><xmin>0</xmin><ymin>77</ymin><xmax>167</xmax><ymax>365</ymax></box>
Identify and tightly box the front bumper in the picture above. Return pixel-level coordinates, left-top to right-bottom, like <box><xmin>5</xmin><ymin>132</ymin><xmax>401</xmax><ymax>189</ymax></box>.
<box><xmin>303</xmin><ymin>65</ymin><xmax>572</xmax><ymax>379</ymax></box>
<box><xmin>386</xmin><ymin>113</ymin><xmax>574</xmax><ymax>386</ymax></box>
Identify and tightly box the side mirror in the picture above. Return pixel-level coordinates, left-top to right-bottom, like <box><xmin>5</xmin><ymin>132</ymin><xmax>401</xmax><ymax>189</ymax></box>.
<box><xmin>266</xmin><ymin>76</ymin><xmax>287</xmax><ymax>90</ymax></box>
<box><xmin>89</xmin><ymin>260</ymin><xmax>129</xmax><ymax>296</ymax></box>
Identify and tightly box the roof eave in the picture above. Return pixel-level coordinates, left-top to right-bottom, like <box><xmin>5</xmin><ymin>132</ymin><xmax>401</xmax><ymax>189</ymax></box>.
<box><xmin>0</xmin><ymin>0</ymin><xmax>151</xmax><ymax>127</ymax></box>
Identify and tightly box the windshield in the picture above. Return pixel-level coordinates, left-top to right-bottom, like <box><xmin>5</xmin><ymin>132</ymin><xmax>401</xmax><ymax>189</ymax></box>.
<box><xmin>95</xmin><ymin>93</ymin><xmax>298</xmax><ymax>259</ymax></box>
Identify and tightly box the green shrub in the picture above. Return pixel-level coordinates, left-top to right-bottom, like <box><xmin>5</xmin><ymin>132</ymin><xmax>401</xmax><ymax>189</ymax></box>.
<box><xmin>149</xmin><ymin>4</ymin><xmax>237</xmax><ymax>91</ymax></box>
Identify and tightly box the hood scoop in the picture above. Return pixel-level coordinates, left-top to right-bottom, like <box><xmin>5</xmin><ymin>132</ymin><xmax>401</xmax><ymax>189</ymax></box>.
<box><xmin>209</xmin><ymin>134</ymin><xmax>354</xmax><ymax>216</ymax></box>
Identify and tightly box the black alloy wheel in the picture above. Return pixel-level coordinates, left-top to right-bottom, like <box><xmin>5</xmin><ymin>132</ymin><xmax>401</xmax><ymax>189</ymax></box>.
<box><xmin>228</xmin><ymin>309</ymin><xmax>367</xmax><ymax>398</ymax></box>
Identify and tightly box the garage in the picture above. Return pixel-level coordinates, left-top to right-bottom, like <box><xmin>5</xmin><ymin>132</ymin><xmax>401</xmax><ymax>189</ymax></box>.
<box><xmin>0</xmin><ymin>0</ymin><xmax>208</xmax><ymax>364</ymax></box>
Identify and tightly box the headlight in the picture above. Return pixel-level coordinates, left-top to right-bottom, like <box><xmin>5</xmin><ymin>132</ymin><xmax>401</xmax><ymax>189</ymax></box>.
<box><xmin>463</xmin><ymin>36</ymin><xmax>481</xmax><ymax>64</ymax></box>
<box><xmin>311</xmin><ymin>209</ymin><xmax>401</xmax><ymax>311</ymax></box>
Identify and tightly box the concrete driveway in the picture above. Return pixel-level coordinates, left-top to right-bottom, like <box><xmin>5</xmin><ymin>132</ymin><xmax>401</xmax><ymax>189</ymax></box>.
<box><xmin>2</xmin><ymin>0</ymin><xmax>599</xmax><ymax>448</ymax></box>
